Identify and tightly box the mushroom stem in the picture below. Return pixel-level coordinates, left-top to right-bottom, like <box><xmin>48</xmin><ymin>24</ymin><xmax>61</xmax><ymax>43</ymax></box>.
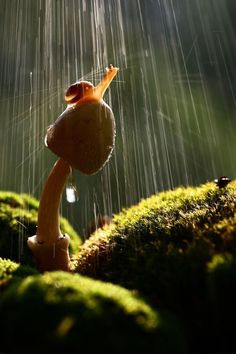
<box><xmin>28</xmin><ymin>158</ymin><xmax>71</xmax><ymax>272</ymax></box>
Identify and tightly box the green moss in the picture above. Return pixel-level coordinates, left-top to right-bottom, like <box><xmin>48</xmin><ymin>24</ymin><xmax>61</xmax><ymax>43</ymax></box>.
<box><xmin>21</xmin><ymin>193</ymin><xmax>40</xmax><ymax>210</ymax></box>
<box><xmin>75</xmin><ymin>181</ymin><xmax>236</xmax><ymax>353</ymax></box>
<box><xmin>60</xmin><ymin>217</ymin><xmax>80</xmax><ymax>255</ymax></box>
<box><xmin>207</xmin><ymin>254</ymin><xmax>236</xmax><ymax>353</ymax></box>
<box><xmin>0</xmin><ymin>191</ymin><xmax>81</xmax><ymax>265</ymax></box>
<box><xmin>0</xmin><ymin>271</ymin><xmax>187</xmax><ymax>354</ymax></box>
<box><xmin>0</xmin><ymin>257</ymin><xmax>37</xmax><ymax>291</ymax></box>
<box><xmin>0</xmin><ymin>191</ymin><xmax>25</xmax><ymax>208</ymax></box>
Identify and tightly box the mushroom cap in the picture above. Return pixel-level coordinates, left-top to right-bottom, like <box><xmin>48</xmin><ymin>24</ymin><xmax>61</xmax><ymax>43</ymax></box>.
<box><xmin>46</xmin><ymin>101</ymin><xmax>116</xmax><ymax>175</ymax></box>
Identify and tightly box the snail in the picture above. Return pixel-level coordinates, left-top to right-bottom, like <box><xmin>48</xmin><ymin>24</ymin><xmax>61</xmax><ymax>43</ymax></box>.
<box><xmin>28</xmin><ymin>65</ymin><xmax>118</xmax><ymax>272</ymax></box>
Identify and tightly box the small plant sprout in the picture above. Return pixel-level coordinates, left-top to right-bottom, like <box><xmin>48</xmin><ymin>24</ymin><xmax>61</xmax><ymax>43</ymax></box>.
<box><xmin>28</xmin><ymin>65</ymin><xmax>118</xmax><ymax>272</ymax></box>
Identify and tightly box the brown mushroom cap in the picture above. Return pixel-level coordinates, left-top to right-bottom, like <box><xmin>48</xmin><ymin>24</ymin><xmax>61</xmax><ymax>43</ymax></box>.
<box><xmin>46</xmin><ymin>101</ymin><xmax>116</xmax><ymax>175</ymax></box>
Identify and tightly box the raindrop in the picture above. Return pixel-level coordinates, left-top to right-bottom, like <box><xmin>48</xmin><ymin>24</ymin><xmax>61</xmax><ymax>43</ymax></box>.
<box><xmin>66</xmin><ymin>172</ymin><xmax>79</xmax><ymax>204</ymax></box>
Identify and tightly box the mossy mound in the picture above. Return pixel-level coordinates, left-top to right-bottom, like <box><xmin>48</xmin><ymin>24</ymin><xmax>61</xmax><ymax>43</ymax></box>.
<box><xmin>0</xmin><ymin>271</ymin><xmax>186</xmax><ymax>354</ymax></box>
<box><xmin>0</xmin><ymin>257</ymin><xmax>38</xmax><ymax>291</ymax></box>
<box><xmin>0</xmin><ymin>191</ymin><xmax>82</xmax><ymax>265</ymax></box>
<box><xmin>207</xmin><ymin>254</ymin><xmax>236</xmax><ymax>353</ymax></box>
<box><xmin>75</xmin><ymin>181</ymin><xmax>236</xmax><ymax>353</ymax></box>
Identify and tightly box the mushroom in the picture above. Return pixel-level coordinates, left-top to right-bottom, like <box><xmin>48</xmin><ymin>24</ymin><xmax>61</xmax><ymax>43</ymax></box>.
<box><xmin>28</xmin><ymin>65</ymin><xmax>118</xmax><ymax>272</ymax></box>
<box><xmin>27</xmin><ymin>159</ymin><xmax>71</xmax><ymax>272</ymax></box>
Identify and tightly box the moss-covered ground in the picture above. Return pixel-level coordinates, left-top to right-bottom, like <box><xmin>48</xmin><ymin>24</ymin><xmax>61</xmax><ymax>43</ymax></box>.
<box><xmin>1</xmin><ymin>183</ymin><xmax>236</xmax><ymax>353</ymax></box>
<box><xmin>75</xmin><ymin>181</ymin><xmax>236</xmax><ymax>353</ymax></box>
<box><xmin>0</xmin><ymin>191</ymin><xmax>82</xmax><ymax>264</ymax></box>
<box><xmin>0</xmin><ymin>271</ymin><xmax>186</xmax><ymax>354</ymax></box>
<box><xmin>0</xmin><ymin>257</ymin><xmax>37</xmax><ymax>291</ymax></box>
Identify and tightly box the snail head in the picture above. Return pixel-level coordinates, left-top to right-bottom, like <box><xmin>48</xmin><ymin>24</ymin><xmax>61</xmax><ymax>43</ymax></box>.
<box><xmin>64</xmin><ymin>65</ymin><xmax>119</xmax><ymax>106</ymax></box>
